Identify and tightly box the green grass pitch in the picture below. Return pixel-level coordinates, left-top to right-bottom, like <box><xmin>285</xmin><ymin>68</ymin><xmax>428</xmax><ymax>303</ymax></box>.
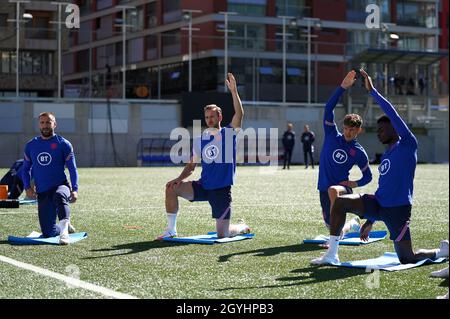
<box><xmin>0</xmin><ymin>164</ymin><xmax>448</xmax><ymax>299</ymax></box>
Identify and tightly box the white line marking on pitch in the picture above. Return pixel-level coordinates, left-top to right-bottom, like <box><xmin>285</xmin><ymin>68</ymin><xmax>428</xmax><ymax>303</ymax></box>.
<box><xmin>0</xmin><ymin>255</ymin><xmax>138</xmax><ymax>299</ymax></box>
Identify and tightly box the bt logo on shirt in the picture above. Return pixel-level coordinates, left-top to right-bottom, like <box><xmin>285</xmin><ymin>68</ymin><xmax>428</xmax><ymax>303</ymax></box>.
<box><xmin>37</xmin><ymin>152</ymin><xmax>52</xmax><ymax>166</ymax></box>
<box><xmin>204</xmin><ymin>145</ymin><xmax>219</xmax><ymax>161</ymax></box>
<box><xmin>332</xmin><ymin>149</ymin><xmax>348</xmax><ymax>164</ymax></box>
<box><xmin>379</xmin><ymin>159</ymin><xmax>391</xmax><ymax>175</ymax></box>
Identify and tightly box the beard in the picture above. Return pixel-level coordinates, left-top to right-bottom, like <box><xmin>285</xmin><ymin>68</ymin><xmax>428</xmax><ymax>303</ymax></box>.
<box><xmin>40</xmin><ymin>128</ymin><xmax>54</xmax><ymax>138</ymax></box>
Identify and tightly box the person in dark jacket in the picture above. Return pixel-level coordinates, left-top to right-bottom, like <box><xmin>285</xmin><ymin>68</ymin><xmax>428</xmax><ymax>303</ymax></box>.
<box><xmin>301</xmin><ymin>125</ymin><xmax>315</xmax><ymax>169</ymax></box>
<box><xmin>282</xmin><ymin>123</ymin><xmax>295</xmax><ymax>170</ymax></box>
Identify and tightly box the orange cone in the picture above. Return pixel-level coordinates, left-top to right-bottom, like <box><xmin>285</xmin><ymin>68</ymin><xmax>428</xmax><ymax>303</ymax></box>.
<box><xmin>0</xmin><ymin>185</ymin><xmax>8</xmax><ymax>199</ymax></box>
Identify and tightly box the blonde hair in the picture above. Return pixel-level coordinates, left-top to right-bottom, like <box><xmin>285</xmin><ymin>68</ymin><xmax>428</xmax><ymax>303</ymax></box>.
<box><xmin>204</xmin><ymin>104</ymin><xmax>222</xmax><ymax>116</ymax></box>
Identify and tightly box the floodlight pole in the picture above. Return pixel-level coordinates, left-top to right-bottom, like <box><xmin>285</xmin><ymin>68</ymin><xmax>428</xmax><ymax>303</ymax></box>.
<box><xmin>50</xmin><ymin>2</ymin><xmax>65</xmax><ymax>98</ymax></box>
<box><xmin>278</xmin><ymin>16</ymin><xmax>295</xmax><ymax>104</ymax></box>
<box><xmin>8</xmin><ymin>0</ymin><xmax>30</xmax><ymax>98</ymax></box>
<box><xmin>117</xmin><ymin>5</ymin><xmax>135</xmax><ymax>99</ymax></box>
<box><xmin>219</xmin><ymin>11</ymin><xmax>237</xmax><ymax>92</ymax></box>
<box><xmin>182</xmin><ymin>9</ymin><xmax>201</xmax><ymax>92</ymax></box>
<box><xmin>303</xmin><ymin>17</ymin><xmax>320</xmax><ymax>105</ymax></box>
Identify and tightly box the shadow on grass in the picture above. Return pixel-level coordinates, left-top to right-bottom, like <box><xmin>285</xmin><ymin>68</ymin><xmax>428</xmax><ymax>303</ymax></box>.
<box><xmin>215</xmin><ymin>266</ymin><xmax>366</xmax><ymax>292</ymax></box>
<box><xmin>84</xmin><ymin>240</ymin><xmax>189</xmax><ymax>259</ymax></box>
<box><xmin>439</xmin><ymin>279</ymin><xmax>449</xmax><ymax>287</ymax></box>
<box><xmin>0</xmin><ymin>240</ymin><xmax>10</xmax><ymax>245</ymax></box>
<box><xmin>218</xmin><ymin>243</ymin><xmax>324</xmax><ymax>262</ymax></box>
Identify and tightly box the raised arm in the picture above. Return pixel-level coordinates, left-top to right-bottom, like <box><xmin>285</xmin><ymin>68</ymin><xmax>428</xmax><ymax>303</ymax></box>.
<box><xmin>227</xmin><ymin>73</ymin><xmax>244</xmax><ymax>130</ymax></box>
<box><xmin>360</xmin><ymin>69</ymin><xmax>413</xmax><ymax>139</ymax></box>
<box><xmin>324</xmin><ymin>71</ymin><xmax>357</xmax><ymax>130</ymax></box>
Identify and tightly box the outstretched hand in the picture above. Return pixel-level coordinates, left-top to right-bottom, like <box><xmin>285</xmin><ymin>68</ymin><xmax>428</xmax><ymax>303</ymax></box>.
<box><xmin>225</xmin><ymin>73</ymin><xmax>238</xmax><ymax>94</ymax></box>
<box><xmin>360</xmin><ymin>69</ymin><xmax>375</xmax><ymax>92</ymax></box>
<box><xmin>341</xmin><ymin>70</ymin><xmax>357</xmax><ymax>89</ymax></box>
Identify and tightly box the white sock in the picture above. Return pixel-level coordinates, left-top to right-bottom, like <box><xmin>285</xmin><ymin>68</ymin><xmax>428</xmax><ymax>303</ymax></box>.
<box><xmin>327</xmin><ymin>235</ymin><xmax>340</xmax><ymax>257</ymax></box>
<box><xmin>59</xmin><ymin>219</ymin><xmax>69</xmax><ymax>235</ymax></box>
<box><xmin>167</xmin><ymin>213</ymin><xmax>177</xmax><ymax>233</ymax></box>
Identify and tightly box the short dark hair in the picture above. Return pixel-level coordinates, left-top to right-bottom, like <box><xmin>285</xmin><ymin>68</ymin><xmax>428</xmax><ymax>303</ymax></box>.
<box><xmin>377</xmin><ymin>115</ymin><xmax>391</xmax><ymax>124</ymax></box>
<box><xmin>38</xmin><ymin>112</ymin><xmax>56</xmax><ymax>121</ymax></box>
<box><xmin>343</xmin><ymin>114</ymin><xmax>363</xmax><ymax>128</ymax></box>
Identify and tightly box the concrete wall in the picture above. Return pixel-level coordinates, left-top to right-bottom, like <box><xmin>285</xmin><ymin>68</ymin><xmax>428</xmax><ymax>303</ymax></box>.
<box><xmin>0</xmin><ymin>99</ymin><xmax>179</xmax><ymax>167</ymax></box>
<box><xmin>0</xmin><ymin>99</ymin><xmax>448</xmax><ymax>167</ymax></box>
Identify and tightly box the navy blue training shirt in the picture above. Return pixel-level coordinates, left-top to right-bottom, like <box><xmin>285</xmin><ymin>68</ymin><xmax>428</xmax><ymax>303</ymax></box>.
<box><xmin>371</xmin><ymin>89</ymin><xmax>417</xmax><ymax>207</ymax></box>
<box><xmin>22</xmin><ymin>134</ymin><xmax>78</xmax><ymax>193</ymax></box>
<box><xmin>317</xmin><ymin>87</ymin><xmax>372</xmax><ymax>192</ymax></box>
<box><xmin>193</xmin><ymin>125</ymin><xmax>237</xmax><ymax>190</ymax></box>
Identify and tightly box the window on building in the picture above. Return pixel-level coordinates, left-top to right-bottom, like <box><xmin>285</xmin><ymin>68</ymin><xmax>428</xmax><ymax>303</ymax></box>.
<box><xmin>115</xmin><ymin>42</ymin><xmax>123</xmax><ymax>66</ymax></box>
<box><xmin>259</xmin><ymin>60</ymin><xmax>280</xmax><ymax>84</ymax></box>
<box><xmin>31</xmin><ymin>51</ymin><xmax>42</xmax><ymax>74</ymax></box>
<box><xmin>97</xmin><ymin>0</ymin><xmax>113</xmax><ymax>10</ymax></box>
<box><xmin>397</xmin><ymin>1</ymin><xmax>437</xmax><ymax>28</ymax></box>
<box><xmin>77</xmin><ymin>50</ymin><xmax>89</xmax><ymax>72</ymax></box>
<box><xmin>78</xmin><ymin>21</ymin><xmax>92</xmax><ymax>44</ymax></box>
<box><xmin>25</xmin><ymin>11</ymin><xmax>51</xmax><ymax>39</ymax></box>
<box><xmin>228</xmin><ymin>0</ymin><xmax>267</xmax><ymax>16</ymax></box>
<box><xmin>147</xmin><ymin>2</ymin><xmax>158</xmax><ymax>27</ymax></box>
<box><xmin>163</xmin><ymin>0</ymin><xmax>181</xmax><ymax>23</ymax></box>
<box><xmin>346</xmin><ymin>30</ymin><xmax>381</xmax><ymax>54</ymax></box>
<box><xmin>275</xmin><ymin>25</ymin><xmax>305</xmax><ymax>53</ymax></box>
<box><xmin>397</xmin><ymin>35</ymin><xmax>436</xmax><ymax>51</ymax></box>
<box><xmin>162</xmin><ymin>30</ymin><xmax>180</xmax><ymax>57</ymax></box>
<box><xmin>79</xmin><ymin>0</ymin><xmax>93</xmax><ymax>15</ymax></box>
<box><xmin>129</xmin><ymin>6</ymin><xmax>144</xmax><ymax>32</ymax></box>
<box><xmin>1</xmin><ymin>52</ymin><xmax>11</xmax><ymax>73</ymax></box>
<box><xmin>283</xmin><ymin>61</ymin><xmax>307</xmax><ymax>85</ymax></box>
<box><xmin>95</xmin><ymin>17</ymin><xmax>101</xmax><ymax>30</ymax></box>
<box><xmin>275</xmin><ymin>0</ymin><xmax>307</xmax><ymax>17</ymax></box>
<box><xmin>146</xmin><ymin>35</ymin><xmax>158</xmax><ymax>60</ymax></box>
<box><xmin>128</xmin><ymin>38</ymin><xmax>143</xmax><ymax>63</ymax></box>
<box><xmin>1</xmin><ymin>50</ymin><xmax>53</xmax><ymax>75</ymax></box>
<box><xmin>346</xmin><ymin>0</ymin><xmax>390</xmax><ymax>23</ymax></box>
<box><xmin>0</xmin><ymin>13</ymin><xmax>8</xmax><ymax>28</ymax></box>
<box><xmin>229</xmin><ymin>23</ymin><xmax>266</xmax><ymax>51</ymax></box>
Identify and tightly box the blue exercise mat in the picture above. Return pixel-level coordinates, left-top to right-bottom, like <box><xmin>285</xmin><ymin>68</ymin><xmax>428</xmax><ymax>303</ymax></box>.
<box><xmin>303</xmin><ymin>230</ymin><xmax>387</xmax><ymax>246</ymax></box>
<box><xmin>8</xmin><ymin>232</ymin><xmax>88</xmax><ymax>245</ymax></box>
<box><xmin>334</xmin><ymin>252</ymin><xmax>448</xmax><ymax>271</ymax></box>
<box><xmin>163</xmin><ymin>231</ymin><xmax>254</xmax><ymax>245</ymax></box>
<box><xmin>19</xmin><ymin>199</ymin><xmax>38</xmax><ymax>205</ymax></box>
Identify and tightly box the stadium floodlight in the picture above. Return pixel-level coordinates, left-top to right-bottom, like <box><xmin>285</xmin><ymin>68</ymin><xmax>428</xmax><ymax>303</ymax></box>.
<box><xmin>22</xmin><ymin>13</ymin><xmax>33</xmax><ymax>20</ymax></box>
<box><xmin>7</xmin><ymin>0</ymin><xmax>31</xmax><ymax>99</ymax></box>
